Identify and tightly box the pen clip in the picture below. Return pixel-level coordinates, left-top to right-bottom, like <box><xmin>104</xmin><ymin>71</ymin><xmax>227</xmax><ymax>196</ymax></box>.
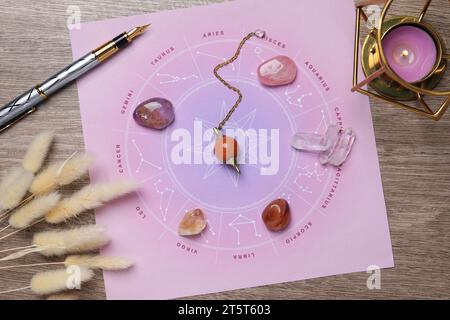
<box><xmin>0</xmin><ymin>107</ymin><xmax>37</xmax><ymax>134</ymax></box>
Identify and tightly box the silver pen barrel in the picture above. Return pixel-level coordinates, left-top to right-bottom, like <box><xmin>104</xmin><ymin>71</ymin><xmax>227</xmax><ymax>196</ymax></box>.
<box><xmin>0</xmin><ymin>53</ymin><xmax>98</xmax><ymax>133</ymax></box>
<box><xmin>0</xmin><ymin>24</ymin><xmax>150</xmax><ymax>133</ymax></box>
<box><xmin>0</xmin><ymin>87</ymin><xmax>44</xmax><ymax>132</ymax></box>
<box><xmin>40</xmin><ymin>53</ymin><xmax>98</xmax><ymax>96</ymax></box>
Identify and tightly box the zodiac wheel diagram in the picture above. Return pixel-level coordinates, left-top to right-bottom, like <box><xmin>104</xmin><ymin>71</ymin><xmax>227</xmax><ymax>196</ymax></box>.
<box><xmin>123</xmin><ymin>36</ymin><xmax>337</xmax><ymax>252</ymax></box>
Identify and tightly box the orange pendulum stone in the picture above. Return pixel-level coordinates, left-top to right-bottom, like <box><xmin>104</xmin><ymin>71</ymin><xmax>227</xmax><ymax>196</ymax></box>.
<box><xmin>210</xmin><ymin>30</ymin><xmax>265</xmax><ymax>175</ymax></box>
<box><xmin>213</xmin><ymin>127</ymin><xmax>240</xmax><ymax>174</ymax></box>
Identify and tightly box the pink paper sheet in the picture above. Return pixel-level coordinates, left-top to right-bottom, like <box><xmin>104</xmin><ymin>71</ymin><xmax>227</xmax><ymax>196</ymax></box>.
<box><xmin>69</xmin><ymin>0</ymin><xmax>393</xmax><ymax>299</ymax></box>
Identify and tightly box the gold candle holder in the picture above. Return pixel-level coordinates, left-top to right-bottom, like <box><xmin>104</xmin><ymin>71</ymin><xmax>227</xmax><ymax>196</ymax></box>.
<box><xmin>353</xmin><ymin>0</ymin><xmax>449</xmax><ymax>120</ymax></box>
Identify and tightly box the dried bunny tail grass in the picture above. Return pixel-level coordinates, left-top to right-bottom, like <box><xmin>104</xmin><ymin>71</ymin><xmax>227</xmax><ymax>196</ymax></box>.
<box><xmin>64</xmin><ymin>255</ymin><xmax>133</xmax><ymax>271</ymax></box>
<box><xmin>9</xmin><ymin>192</ymin><xmax>61</xmax><ymax>229</ymax></box>
<box><xmin>31</xmin><ymin>267</ymin><xmax>94</xmax><ymax>296</ymax></box>
<box><xmin>22</xmin><ymin>131</ymin><xmax>55</xmax><ymax>174</ymax></box>
<box><xmin>0</xmin><ymin>246</ymin><xmax>43</xmax><ymax>261</ymax></box>
<box><xmin>33</xmin><ymin>224</ymin><xmax>110</xmax><ymax>257</ymax></box>
<box><xmin>29</xmin><ymin>152</ymin><xmax>94</xmax><ymax>195</ymax></box>
<box><xmin>0</xmin><ymin>132</ymin><xmax>53</xmax><ymax>211</ymax></box>
<box><xmin>46</xmin><ymin>293</ymin><xmax>79</xmax><ymax>300</ymax></box>
<box><xmin>0</xmin><ymin>167</ymin><xmax>34</xmax><ymax>210</ymax></box>
<box><xmin>0</xmin><ymin>255</ymin><xmax>132</xmax><ymax>271</ymax></box>
<box><xmin>46</xmin><ymin>180</ymin><xmax>139</xmax><ymax>224</ymax></box>
<box><xmin>0</xmin><ymin>225</ymin><xmax>109</xmax><ymax>261</ymax></box>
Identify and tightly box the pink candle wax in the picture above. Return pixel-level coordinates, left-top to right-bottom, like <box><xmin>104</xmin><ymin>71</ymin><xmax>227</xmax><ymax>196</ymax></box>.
<box><xmin>382</xmin><ymin>25</ymin><xmax>437</xmax><ymax>83</ymax></box>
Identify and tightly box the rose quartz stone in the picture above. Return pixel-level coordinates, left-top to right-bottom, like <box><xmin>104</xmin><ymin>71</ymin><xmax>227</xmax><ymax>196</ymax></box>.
<box><xmin>258</xmin><ymin>55</ymin><xmax>297</xmax><ymax>86</ymax></box>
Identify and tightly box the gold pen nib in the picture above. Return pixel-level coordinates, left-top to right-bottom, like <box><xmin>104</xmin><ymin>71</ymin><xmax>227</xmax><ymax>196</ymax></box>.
<box><xmin>126</xmin><ymin>24</ymin><xmax>151</xmax><ymax>42</ymax></box>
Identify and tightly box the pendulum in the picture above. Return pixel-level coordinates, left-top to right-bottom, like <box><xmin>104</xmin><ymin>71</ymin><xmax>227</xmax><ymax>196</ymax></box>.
<box><xmin>212</xmin><ymin>29</ymin><xmax>266</xmax><ymax>174</ymax></box>
<box><xmin>213</xmin><ymin>127</ymin><xmax>240</xmax><ymax>174</ymax></box>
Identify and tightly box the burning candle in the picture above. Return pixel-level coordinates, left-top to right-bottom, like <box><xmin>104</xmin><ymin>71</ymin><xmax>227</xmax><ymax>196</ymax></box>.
<box><xmin>382</xmin><ymin>25</ymin><xmax>438</xmax><ymax>83</ymax></box>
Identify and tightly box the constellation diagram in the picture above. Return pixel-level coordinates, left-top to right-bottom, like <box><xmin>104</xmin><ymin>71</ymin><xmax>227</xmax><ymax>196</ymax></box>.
<box><xmin>196</xmin><ymin>50</ymin><xmax>236</xmax><ymax>71</ymax></box>
<box><xmin>314</xmin><ymin>109</ymin><xmax>327</xmax><ymax>134</ymax></box>
<box><xmin>156</xmin><ymin>72</ymin><xmax>199</xmax><ymax>84</ymax></box>
<box><xmin>199</xmin><ymin>219</ymin><xmax>217</xmax><ymax>244</ymax></box>
<box><xmin>228</xmin><ymin>214</ymin><xmax>262</xmax><ymax>246</ymax></box>
<box><xmin>284</xmin><ymin>84</ymin><xmax>313</xmax><ymax>108</ymax></box>
<box><xmin>153</xmin><ymin>179</ymin><xmax>175</xmax><ymax>222</ymax></box>
<box><xmin>293</xmin><ymin>180</ymin><xmax>312</xmax><ymax>194</ymax></box>
<box><xmin>280</xmin><ymin>192</ymin><xmax>292</xmax><ymax>204</ymax></box>
<box><xmin>254</xmin><ymin>47</ymin><xmax>265</xmax><ymax>63</ymax></box>
<box><xmin>298</xmin><ymin>163</ymin><xmax>328</xmax><ymax>182</ymax></box>
<box><xmin>293</xmin><ymin>162</ymin><xmax>328</xmax><ymax>194</ymax></box>
<box><xmin>132</xmin><ymin>139</ymin><xmax>163</xmax><ymax>173</ymax></box>
<box><xmin>249</xmin><ymin>47</ymin><xmax>266</xmax><ymax>76</ymax></box>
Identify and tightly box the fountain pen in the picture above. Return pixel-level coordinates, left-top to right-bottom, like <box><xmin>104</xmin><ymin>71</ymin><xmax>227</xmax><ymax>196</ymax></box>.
<box><xmin>0</xmin><ymin>24</ymin><xmax>151</xmax><ymax>133</ymax></box>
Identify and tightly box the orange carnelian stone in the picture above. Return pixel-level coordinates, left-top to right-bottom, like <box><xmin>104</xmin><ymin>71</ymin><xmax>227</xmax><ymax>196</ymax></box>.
<box><xmin>214</xmin><ymin>135</ymin><xmax>238</xmax><ymax>163</ymax></box>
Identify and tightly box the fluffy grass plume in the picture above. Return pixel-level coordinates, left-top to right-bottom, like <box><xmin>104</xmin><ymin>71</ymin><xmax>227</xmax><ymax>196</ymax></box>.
<box><xmin>8</xmin><ymin>192</ymin><xmax>61</xmax><ymax>228</ymax></box>
<box><xmin>30</xmin><ymin>153</ymin><xmax>94</xmax><ymax>195</ymax></box>
<box><xmin>33</xmin><ymin>224</ymin><xmax>109</xmax><ymax>257</ymax></box>
<box><xmin>65</xmin><ymin>255</ymin><xmax>133</xmax><ymax>271</ymax></box>
<box><xmin>46</xmin><ymin>180</ymin><xmax>138</xmax><ymax>224</ymax></box>
<box><xmin>22</xmin><ymin>131</ymin><xmax>54</xmax><ymax>174</ymax></box>
<box><xmin>0</xmin><ymin>131</ymin><xmax>54</xmax><ymax>210</ymax></box>
<box><xmin>31</xmin><ymin>267</ymin><xmax>94</xmax><ymax>296</ymax></box>
<box><xmin>0</xmin><ymin>168</ymin><xmax>33</xmax><ymax>210</ymax></box>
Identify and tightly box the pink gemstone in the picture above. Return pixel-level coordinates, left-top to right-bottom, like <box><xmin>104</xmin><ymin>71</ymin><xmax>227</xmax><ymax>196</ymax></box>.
<box><xmin>258</xmin><ymin>56</ymin><xmax>297</xmax><ymax>87</ymax></box>
<box><xmin>133</xmin><ymin>97</ymin><xmax>175</xmax><ymax>130</ymax></box>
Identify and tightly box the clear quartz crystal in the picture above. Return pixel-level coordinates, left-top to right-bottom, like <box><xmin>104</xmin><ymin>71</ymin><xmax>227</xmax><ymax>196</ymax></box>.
<box><xmin>326</xmin><ymin>128</ymin><xmax>356</xmax><ymax>166</ymax></box>
<box><xmin>319</xmin><ymin>125</ymin><xmax>341</xmax><ymax>164</ymax></box>
<box><xmin>320</xmin><ymin>127</ymin><xmax>356</xmax><ymax>166</ymax></box>
<box><xmin>291</xmin><ymin>132</ymin><xmax>331</xmax><ymax>152</ymax></box>
<box><xmin>292</xmin><ymin>125</ymin><xmax>355</xmax><ymax>167</ymax></box>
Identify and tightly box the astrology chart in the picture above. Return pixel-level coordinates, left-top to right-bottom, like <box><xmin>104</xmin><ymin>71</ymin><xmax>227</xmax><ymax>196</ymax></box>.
<box><xmin>70</xmin><ymin>0</ymin><xmax>393</xmax><ymax>299</ymax></box>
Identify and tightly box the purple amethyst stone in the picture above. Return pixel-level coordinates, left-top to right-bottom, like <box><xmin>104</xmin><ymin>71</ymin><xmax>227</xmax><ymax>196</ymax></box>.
<box><xmin>133</xmin><ymin>97</ymin><xmax>175</xmax><ymax>130</ymax></box>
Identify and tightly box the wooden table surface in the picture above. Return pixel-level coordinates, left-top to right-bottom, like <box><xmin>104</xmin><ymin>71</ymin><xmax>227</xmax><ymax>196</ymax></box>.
<box><xmin>0</xmin><ymin>0</ymin><xmax>449</xmax><ymax>300</ymax></box>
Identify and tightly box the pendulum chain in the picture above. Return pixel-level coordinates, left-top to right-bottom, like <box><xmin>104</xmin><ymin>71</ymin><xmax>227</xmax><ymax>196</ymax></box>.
<box><xmin>213</xmin><ymin>30</ymin><xmax>265</xmax><ymax>131</ymax></box>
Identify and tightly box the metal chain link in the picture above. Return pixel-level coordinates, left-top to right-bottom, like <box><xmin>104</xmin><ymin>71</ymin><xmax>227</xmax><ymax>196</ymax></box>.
<box><xmin>213</xmin><ymin>31</ymin><xmax>259</xmax><ymax>131</ymax></box>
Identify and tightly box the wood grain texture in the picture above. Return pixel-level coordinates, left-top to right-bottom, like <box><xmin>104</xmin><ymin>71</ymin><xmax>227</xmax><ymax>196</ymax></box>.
<box><xmin>0</xmin><ymin>0</ymin><xmax>449</xmax><ymax>300</ymax></box>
